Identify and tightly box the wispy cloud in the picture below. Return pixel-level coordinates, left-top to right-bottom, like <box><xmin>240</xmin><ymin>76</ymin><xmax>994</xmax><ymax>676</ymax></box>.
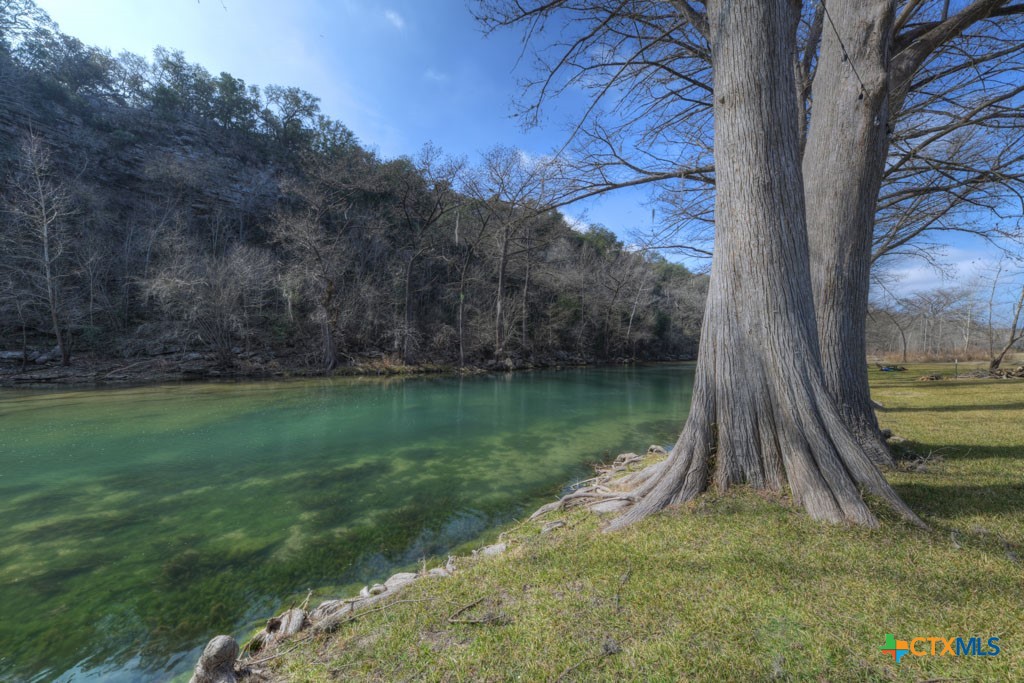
<box><xmin>561</xmin><ymin>212</ymin><xmax>589</xmax><ymax>233</ymax></box>
<box><xmin>423</xmin><ymin>68</ymin><xmax>448</xmax><ymax>82</ymax></box>
<box><xmin>877</xmin><ymin>246</ymin><xmax>1001</xmax><ymax>295</ymax></box>
<box><xmin>384</xmin><ymin>9</ymin><xmax>405</xmax><ymax>30</ymax></box>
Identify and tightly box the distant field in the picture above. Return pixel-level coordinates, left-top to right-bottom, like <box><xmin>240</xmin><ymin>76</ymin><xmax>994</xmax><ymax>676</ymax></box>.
<box><xmin>264</xmin><ymin>363</ymin><xmax>1023</xmax><ymax>682</ymax></box>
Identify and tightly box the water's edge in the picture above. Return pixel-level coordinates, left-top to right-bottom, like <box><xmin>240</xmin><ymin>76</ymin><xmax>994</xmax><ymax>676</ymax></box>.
<box><xmin>1</xmin><ymin>352</ymin><xmax>695</xmax><ymax>390</ymax></box>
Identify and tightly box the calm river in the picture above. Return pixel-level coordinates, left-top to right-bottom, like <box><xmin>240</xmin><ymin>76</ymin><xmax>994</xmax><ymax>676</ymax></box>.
<box><xmin>0</xmin><ymin>363</ymin><xmax>694</xmax><ymax>682</ymax></box>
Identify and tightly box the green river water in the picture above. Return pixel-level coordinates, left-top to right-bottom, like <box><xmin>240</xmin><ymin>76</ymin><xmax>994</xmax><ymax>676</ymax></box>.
<box><xmin>0</xmin><ymin>364</ymin><xmax>694</xmax><ymax>682</ymax></box>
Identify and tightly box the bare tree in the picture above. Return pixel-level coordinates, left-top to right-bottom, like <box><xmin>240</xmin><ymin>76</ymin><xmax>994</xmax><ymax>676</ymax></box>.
<box><xmin>604</xmin><ymin>0</ymin><xmax>920</xmax><ymax>529</ymax></box>
<box><xmin>0</xmin><ymin>271</ymin><xmax>30</xmax><ymax>368</ymax></box>
<box><xmin>985</xmin><ymin>259</ymin><xmax>1024</xmax><ymax>369</ymax></box>
<box><xmin>0</xmin><ymin>5</ymin><xmax>707</xmax><ymax>375</ymax></box>
<box><xmin>1</xmin><ymin>133</ymin><xmax>77</xmax><ymax>365</ymax></box>
<box><xmin>378</xmin><ymin>145</ymin><xmax>462</xmax><ymax>363</ymax></box>
<box><xmin>279</xmin><ymin>215</ymin><xmax>346</xmax><ymax>371</ymax></box>
<box><xmin>478</xmin><ymin>0</ymin><xmax>1024</xmax><ymax>463</ymax></box>
<box><xmin>270</xmin><ymin>169</ymin><xmax>355</xmax><ymax>373</ymax></box>
<box><xmin>450</xmin><ymin>195</ymin><xmax>498</xmax><ymax>367</ymax></box>
<box><xmin>867</xmin><ymin>277</ymin><xmax>1000</xmax><ymax>361</ymax></box>
<box><xmin>869</xmin><ymin>304</ymin><xmax>912</xmax><ymax>362</ymax></box>
<box><xmin>463</xmin><ymin>146</ymin><xmax>555</xmax><ymax>360</ymax></box>
<box><xmin>144</xmin><ymin>231</ymin><xmax>274</xmax><ymax>364</ymax></box>
<box><xmin>804</xmin><ymin>0</ymin><xmax>1024</xmax><ymax>456</ymax></box>
<box><xmin>990</xmin><ymin>286</ymin><xmax>1024</xmax><ymax>369</ymax></box>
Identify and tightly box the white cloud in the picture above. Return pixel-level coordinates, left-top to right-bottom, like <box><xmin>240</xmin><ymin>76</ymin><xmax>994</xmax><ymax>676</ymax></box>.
<box><xmin>384</xmin><ymin>9</ymin><xmax>405</xmax><ymax>30</ymax></box>
<box><xmin>876</xmin><ymin>245</ymin><xmax>1002</xmax><ymax>296</ymax></box>
<box><xmin>423</xmin><ymin>68</ymin><xmax>448</xmax><ymax>82</ymax></box>
<box><xmin>516</xmin><ymin>148</ymin><xmax>557</xmax><ymax>169</ymax></box>
<box><xmin>561</xmin><ymin>212</ymin><xmax>589</xmax><ymax>233</ymax></box>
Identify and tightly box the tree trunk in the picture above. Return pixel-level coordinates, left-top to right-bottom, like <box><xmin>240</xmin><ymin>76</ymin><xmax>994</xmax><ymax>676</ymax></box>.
<box><xmin>402</xmin><ymin>254</ymin><xmax>417</xmax><ymax>364</ymax></box>
<box><xmin>575</xmin><ymin>285</ymin><xmax>587</xmax><ymax>355</ymax></box>
<box><xmin>495</xmin><ymin>228</ymin><xmax>510</xmax><ymax>359</ymax></box>
<box><xmin>457</xmin><ymin>272</ymin><xmax>468</xmax><ymax>368</ymax></box>
<box><xmin>521</xmin><ymin>231</ymin><xmax>531</xmax><ymax>356</ymax></box>
<box><xmin>625</xmin><ymin>267</ymin><xmax>649</xmax><ymax>358</ymax></box>
<box><xmin>321</xmin><ymin>279</ymin><xmax>339</xmax><ymax>373</ymax></box>
<box><xmin>456</xmin><ymin>243</ymin><xmax>478</xmax><ymax>369</ymax></box>
<box><xmin>803</xmin><ymin>0</ymin><xmax>894</xmax><ymax>465</ymax></box>
<box><xmin>987</xmin><ymin>261</ymin><xmax>1003</xmax><ymax>361</ymax></box>
<box><xmin>962</xmin><ymin>304</ymin><xmax>972</xmax><ymax>356</ymax></box>
<box><xmin>42</xmin><ymin>216</ymin><xmax>69</xmax><ymax>366</ymax></box>
<box><xmin>610</xmin><ymin>0</ymin><xmax>919</xmax><ymax>531</ymax></box>
<box><xmin>17</xmin><ymin>302</ymin><xmax>28</xmax><ymax>372</ymax></box>
<box><xmin>989</xmin><ymin>285</ymin><xmax>1024</xmax><ymax>370</ymax></box>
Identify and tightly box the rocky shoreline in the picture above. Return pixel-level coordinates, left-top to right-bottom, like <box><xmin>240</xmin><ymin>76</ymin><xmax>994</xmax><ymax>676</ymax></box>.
<box><xmin>186</xmin><ymin>447</ymin><xmax>667</xmax><ymax>683</ymax></box>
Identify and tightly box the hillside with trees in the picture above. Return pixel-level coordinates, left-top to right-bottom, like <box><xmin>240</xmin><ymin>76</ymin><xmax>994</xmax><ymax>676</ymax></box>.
<box><xmin>0</xmin><ymin>1</ymin><xmax>706</xmax><ymax>383</ymax></box>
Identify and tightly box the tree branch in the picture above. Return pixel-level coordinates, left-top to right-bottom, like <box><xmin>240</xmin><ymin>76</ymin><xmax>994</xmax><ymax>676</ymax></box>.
<box><xmin>669</xmin><ymin>1</ymin><xmax>709</xmax><ymax>39</ymax></box>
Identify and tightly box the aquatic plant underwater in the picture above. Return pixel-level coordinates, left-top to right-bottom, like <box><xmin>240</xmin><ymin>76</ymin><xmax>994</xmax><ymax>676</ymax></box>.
<box><xmin>0</xmin><ymin>365</ymin><xmax>694</xmax><ymax>681</ymax></box>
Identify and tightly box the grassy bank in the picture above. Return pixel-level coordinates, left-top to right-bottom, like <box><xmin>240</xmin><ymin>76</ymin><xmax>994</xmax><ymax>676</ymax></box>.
<box><xmin>262</xmin><ymin>363</ymin><xmax>1023</xmax><ymax>682</ymax></box>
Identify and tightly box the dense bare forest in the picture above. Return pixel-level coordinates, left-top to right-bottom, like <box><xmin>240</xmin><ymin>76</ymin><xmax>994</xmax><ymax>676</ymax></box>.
<box><xmin>0</xmin><ymin>1</ymin><xmax>705</xmax><ymax>380</ymax></box>
<box><xmin>867</xmin><ymin>266</ymin><xmax>1024</xmax><ymax>368</ymax></box>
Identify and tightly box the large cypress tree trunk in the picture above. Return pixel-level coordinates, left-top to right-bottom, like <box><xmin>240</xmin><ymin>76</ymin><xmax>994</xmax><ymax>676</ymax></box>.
<box><xmin>610</xmin><ymin>0</ymin><xmax>920</xmax><ymax>530</ymax></box>
<box><xmin>803</xmin><ymin>0</ymin><xmax>895</xmax><ymax>465</ymax></box>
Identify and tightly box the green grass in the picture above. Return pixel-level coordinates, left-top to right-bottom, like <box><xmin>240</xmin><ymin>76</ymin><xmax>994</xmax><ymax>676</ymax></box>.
<box><xmin>264</xmin><ymin>364</ymin><xmax>1023</xmax><ymax>682</ymax></box>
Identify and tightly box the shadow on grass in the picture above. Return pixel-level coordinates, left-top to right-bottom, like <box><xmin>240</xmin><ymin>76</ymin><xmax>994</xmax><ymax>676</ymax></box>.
<box><xmin>892</xmin><ymin>443</ymin><xmax>1023</xmax><ymax>461</ymax></box>
<box><xmin>895</xmin><ymin>482</ymin><xmax>1024</xmax><ymax>516</ymax></box>
<box><xmin>883</xmin><ymin>402</ymin><xmax>1024</xmax><ymax>413</ymax></box>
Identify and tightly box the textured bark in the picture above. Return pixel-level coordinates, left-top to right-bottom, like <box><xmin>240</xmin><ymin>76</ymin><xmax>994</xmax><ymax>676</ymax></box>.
<box><xmin>401</xmin><ymin>252</ymin><xmax>420</xmax><ymax>364</ymax></box>
<box><xmin>43</xmin><ymin>232</ymin><xmax>69</xmax><ymax>366</ymax></box>
<box><xmin>521</xmin><ymin>225</ymin><xmax>531</xmax><ymax>354</ymax></box>
<box><xmin>495</xmin><ymin>229</ymin><xmax>510</xmax><ymax>358</ymax></box>
<box><xmin>611</xmin><ymin>0</ymin><xmax>921</xmax><ymax>531</ymax></box>
<box><xmin>457</xmin><ymin>272</ymin><xmax>468</xmax><ymax>367</ymax></box>
<box><xmin>320</xmin><ymin>279</ymin><xmax>339</xmax><ymax>372</ymax></box>
<box><xmin>804</xmin><ymin>0</ymin><xmax>894</xmax><ymax>465</ymax></box>
<box><xmin>989</xmin><ymin>284</ymin><xmax>1024</xmax><ymax>370</ymax></box>
<box><xmin>807</xmin><ymin>0</ymin><xmax>1018</xmax><ymax>463</ymax></box>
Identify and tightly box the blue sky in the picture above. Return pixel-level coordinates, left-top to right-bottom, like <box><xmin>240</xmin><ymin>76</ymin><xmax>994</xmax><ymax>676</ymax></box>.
<box><xmin>34</xmin><ymin>0</ymin><xmax>654</xmax><ymax>241</ymax></box>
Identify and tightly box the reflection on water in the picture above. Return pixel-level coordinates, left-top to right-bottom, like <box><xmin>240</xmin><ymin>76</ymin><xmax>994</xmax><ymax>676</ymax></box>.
<box><xmin>0</xmin><ymin>364</ymin><xmax>694</xmax><ymax>682</ymax></box>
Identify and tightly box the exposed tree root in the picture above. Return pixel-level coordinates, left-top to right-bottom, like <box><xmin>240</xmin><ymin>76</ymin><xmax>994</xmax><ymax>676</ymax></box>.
<box><xmin>527</xmin><ymin>375</ymin><xmax>925</xmax><ymax>534</ymax></box>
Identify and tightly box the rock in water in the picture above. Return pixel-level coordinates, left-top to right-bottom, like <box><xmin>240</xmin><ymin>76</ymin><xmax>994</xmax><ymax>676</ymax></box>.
<box><xmin>189</xmin><ymin>635</ymin><xmax>238</xmax><ymax>683</ymax></box>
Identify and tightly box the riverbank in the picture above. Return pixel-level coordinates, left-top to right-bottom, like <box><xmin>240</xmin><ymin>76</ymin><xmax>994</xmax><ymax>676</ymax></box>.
<box><xmin>232</xmin><ymin>363</ymin><xmax>1022</xmax><ymax>681</ymax></box>
<box><xmin>0</xmin><ymin>349</ymin><xmax>694</xmax><ymax>389</ymax></box>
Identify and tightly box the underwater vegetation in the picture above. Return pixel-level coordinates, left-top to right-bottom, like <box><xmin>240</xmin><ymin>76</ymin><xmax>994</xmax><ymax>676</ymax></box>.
<box><xmin>0</xmin><ymin>365</ymin><xmax>693</xmax><ymax>681</ymax></box>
